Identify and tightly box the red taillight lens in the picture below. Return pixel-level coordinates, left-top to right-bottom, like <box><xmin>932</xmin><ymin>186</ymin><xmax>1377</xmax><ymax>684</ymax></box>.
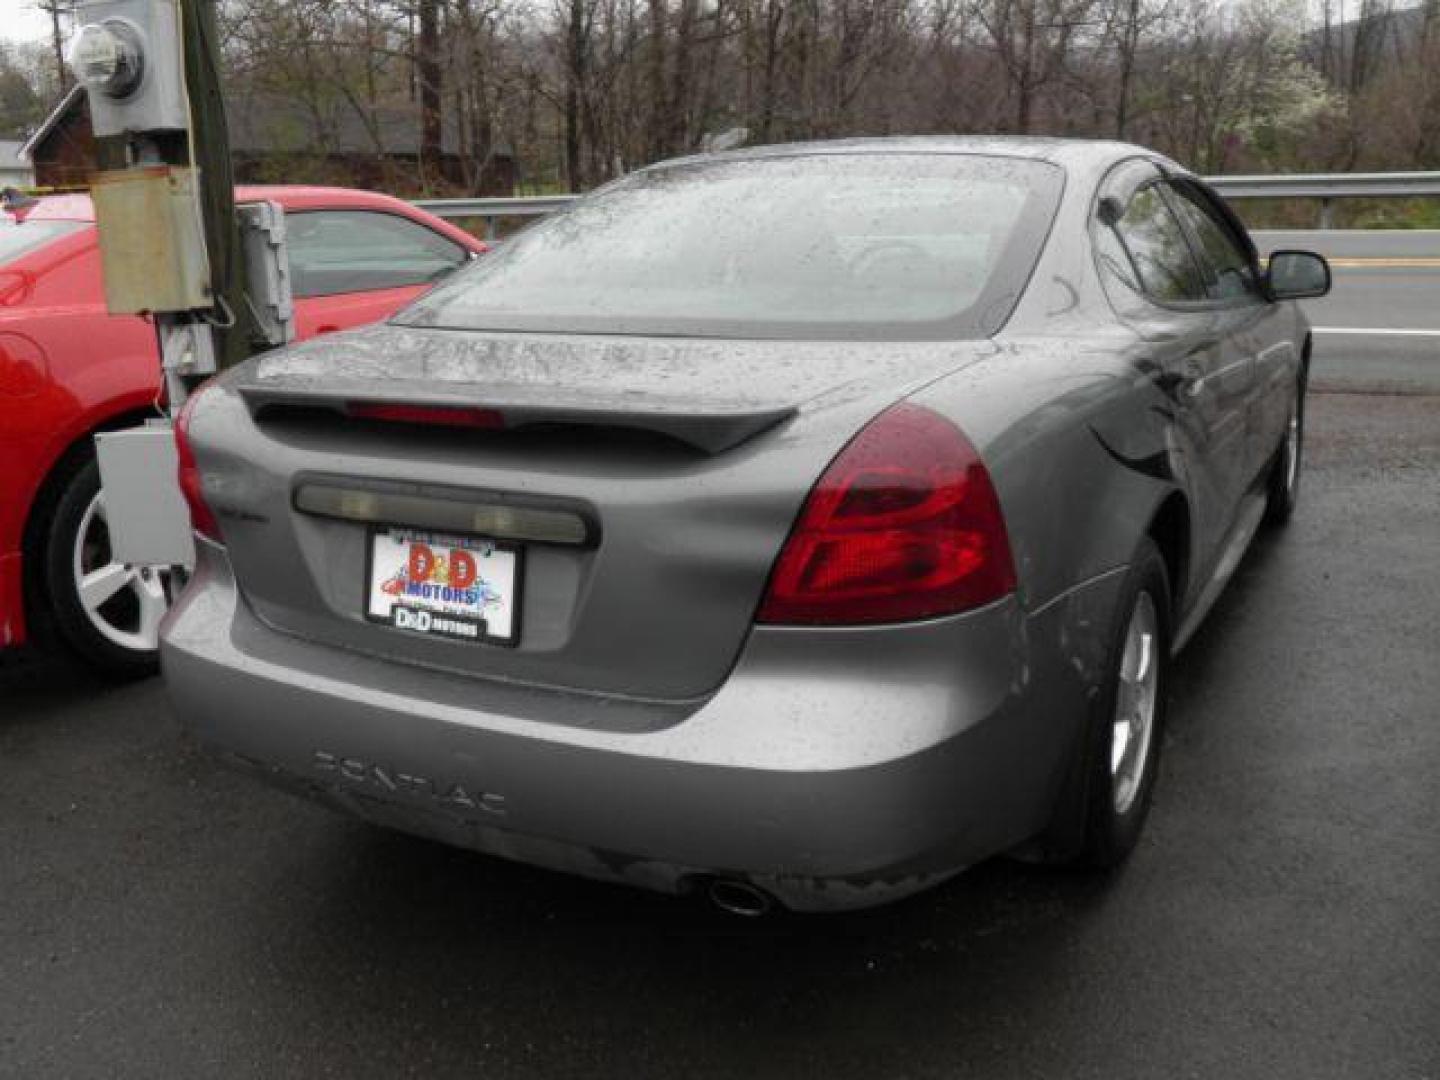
<box><xmin>345</xmin><ymin>402</ymin><xmax>505</xmax><ymax>429</ymax></box>
<box><xmin>174</xmin><ymin>388</ymin><xmax>223</xmax><ymax>543</ymax></box>
<box><xmin>756</xmin><ymin>402</ymin><xmax>1016</xmax><ymax>625</ymax></box>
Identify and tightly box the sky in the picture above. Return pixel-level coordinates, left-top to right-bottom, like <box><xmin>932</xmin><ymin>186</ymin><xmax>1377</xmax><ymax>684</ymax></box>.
<box><xmin>4</xmin><ymin>3</ymin><xmax>63</xmax><ymax>48</ymax></box>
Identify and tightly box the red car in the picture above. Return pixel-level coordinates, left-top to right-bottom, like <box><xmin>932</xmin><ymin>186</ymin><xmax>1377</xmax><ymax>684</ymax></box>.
<box><xmin>1</xmin><ymin>185</ymin><xmax>483</xmax><ymax>675</ymax></box>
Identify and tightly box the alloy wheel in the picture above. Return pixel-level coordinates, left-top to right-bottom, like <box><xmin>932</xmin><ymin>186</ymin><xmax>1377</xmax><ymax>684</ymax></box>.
<box><xmin>71</xmin><ymin>488</ymin><xmax>172</xmax><ymax>653</ymax></box>
<box><xmin>1111</xmin><ymin>591</ymin><xmax>1159</xmax><ymax>815</ymax></box>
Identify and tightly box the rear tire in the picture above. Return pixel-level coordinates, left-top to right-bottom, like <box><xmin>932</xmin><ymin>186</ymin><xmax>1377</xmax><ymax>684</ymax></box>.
<box><xmin>1075</xmin><ymin>537</ymin><xmax>1171</xmax><ymax>868</ymax></box>
<box><xmin>39</xmin><ymin>454</ymin><xmax>173</xmax><ymax>680</ymax></box>
<box><xmin>1264</xmin><ymin>376</ymin><xmax>1305</xmax><ymax>527</ymax></box>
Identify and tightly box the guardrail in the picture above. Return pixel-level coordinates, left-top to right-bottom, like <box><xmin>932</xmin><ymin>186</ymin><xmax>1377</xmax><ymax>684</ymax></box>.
<box><xmin>413</xmin><ymin>195</ymin><xmax>576</xmax><ymax>239</ymax></box>
<box><xmin>1205</xmin><ymin>172</ymin><xmax>1440</xmax><ymax>227</ymax></box>
<box><xmin>416</xmin><ymin>171</ymin><xmax>1440</xmax><ymax>234</ymax></box>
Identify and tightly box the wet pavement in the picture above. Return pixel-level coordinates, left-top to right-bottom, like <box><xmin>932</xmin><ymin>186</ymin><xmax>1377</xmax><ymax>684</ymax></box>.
<box><xmin>2</xmin><ymin>390</ymin><xmax>1437</xmax><ymax>1079</ymax></box>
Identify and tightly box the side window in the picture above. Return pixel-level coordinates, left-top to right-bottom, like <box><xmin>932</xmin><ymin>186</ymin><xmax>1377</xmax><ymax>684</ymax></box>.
<box><xmin>1165</xmin><ymin>186</ymin><xmax>1260</xmax><ymax>302</ymax></box>
<box><xmin>1109</xmin><ymin>184</ymin><xmax>1207</xmax><ymax>303</ymax></box>
<box><xmin>286</xmin><ymin>211</ymin><xmax>468</xmax><ymax>299</ymax></box>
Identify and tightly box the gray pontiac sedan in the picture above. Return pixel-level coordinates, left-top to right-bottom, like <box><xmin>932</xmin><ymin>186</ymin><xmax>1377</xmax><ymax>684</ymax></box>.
<box><xmin>161</xmin><ymin>138</ymin><xmax>1330</xmax><ymax>912</ymax></box>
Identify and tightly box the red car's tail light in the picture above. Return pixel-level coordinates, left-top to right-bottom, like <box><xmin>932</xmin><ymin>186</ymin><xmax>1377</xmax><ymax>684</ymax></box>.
<box><xmin>174</xmin><ymin>387</ymin><xmax>223</xmax><ymax>543</ymax></box>
<box><xmin>756</xmin><ymin>402</ymin><xmax>1016</xmax><ymax>625</ymax></box>
<box><xmin>345</xmin><ymin>402</ymin><xmax>506</xmax><ymax>429</ymax></box>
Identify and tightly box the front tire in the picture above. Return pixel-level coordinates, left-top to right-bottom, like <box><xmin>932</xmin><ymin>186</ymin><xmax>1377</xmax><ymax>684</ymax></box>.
<box><xmin>1264</xmin><ymin>378</ymin><xmax>1305</xmax><ymax>526</ymax></box>
<box><xmin>39</xmin><ymin>454</ymin><xmax>174</xmax><ymax>679</ymax></box>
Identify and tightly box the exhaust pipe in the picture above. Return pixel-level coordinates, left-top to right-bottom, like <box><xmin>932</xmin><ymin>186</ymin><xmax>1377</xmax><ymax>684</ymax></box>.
<box><xmin>707</xmin><ymin>878</ymin><xmax>774</xmax><ymax>917</ymax></box>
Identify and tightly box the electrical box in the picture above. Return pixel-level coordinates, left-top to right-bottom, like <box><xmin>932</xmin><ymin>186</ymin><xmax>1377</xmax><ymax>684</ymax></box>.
<box><xmin>94</xmin><ymin>420</ymin><xmax>196</xmax><ymax>569</ymax></box>
<box><xmin>70</xmin><ymin>0</ymin><xmax>189</xmax><ymax>138</ymax></box>
<box><xmin>158</xmin><ymin>319</ymin><xmax>217</xmax><ymax>377</ymax></box>
<box><xmin>91</xmin><ymin>165</ymin><xmax>210</xmax><ymax>313</ymax></box>
<box><xmin>237</xmin><ymin>200</ymin><xmax>295</xmax><ymax>348</ymax></box>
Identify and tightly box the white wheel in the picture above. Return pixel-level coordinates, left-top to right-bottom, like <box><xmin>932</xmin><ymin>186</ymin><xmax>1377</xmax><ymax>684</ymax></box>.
<box><xmin>40</xmin><ymin>454</ymin><xmax>175</xmax><ymax>677</ymax></box>
<box><xmin>72</xmin><ymin>489</ymin><xmax>173</xmax><ymax>653</ymax></box>
<box><xmin>1110</xmin><ymin>592</ymin><xmax>1160</xmax><ymax>816</ymax></box>
<box><xmin>1072</xmin><ymin>537</ymin><xmax>1170</xmax><ymax>868</ymax></box>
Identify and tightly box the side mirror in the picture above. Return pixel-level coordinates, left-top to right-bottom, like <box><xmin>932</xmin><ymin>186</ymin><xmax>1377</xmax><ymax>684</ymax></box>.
<box><xmin>1265</xmin><ymin>250</ymin><xmax>1331</xmax><ymax>301</ymax></box>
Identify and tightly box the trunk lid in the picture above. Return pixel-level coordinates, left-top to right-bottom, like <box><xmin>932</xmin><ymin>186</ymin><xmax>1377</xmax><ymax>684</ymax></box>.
<box><xmin>195</xmin><ymin>325</ymin><xmax>997</xmax><ymax>701</ymax></box>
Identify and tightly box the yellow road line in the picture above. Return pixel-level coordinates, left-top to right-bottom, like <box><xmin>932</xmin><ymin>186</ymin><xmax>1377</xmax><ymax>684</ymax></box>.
<box><xmin>1326</xmin><ymin>257</ymin><xmax>1440</xmax><ymax>268</ymax></box>
<box><xmin>1258</xmin><ymin>256</ymin><xmax>1440</xmax><ymax>268</ymax></box>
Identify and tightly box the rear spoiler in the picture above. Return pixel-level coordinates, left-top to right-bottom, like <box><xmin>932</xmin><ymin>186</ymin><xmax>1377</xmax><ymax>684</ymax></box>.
<box><xmin>236</xmin><ymin>381</ymin><xmax>796</xmax><ymax>455</ymax></box>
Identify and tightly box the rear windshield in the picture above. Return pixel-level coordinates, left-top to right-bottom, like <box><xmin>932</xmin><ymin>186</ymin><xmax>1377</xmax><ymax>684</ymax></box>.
<box><xmin>397</xmin><ymin>154</ymin><xmax>1063</xmax><ymax>340</ymax></box>
<box><xmin>0</xmin><ymin>218</ymin><xmax>84</xmax><ymax>267</ymax></box>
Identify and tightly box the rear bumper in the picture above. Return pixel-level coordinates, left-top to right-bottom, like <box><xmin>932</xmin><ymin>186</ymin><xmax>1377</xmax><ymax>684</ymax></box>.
<box><xmin>161</xmin><ymin>542</ymin><xmax>1123</xmax><ymax>910</ymax></box>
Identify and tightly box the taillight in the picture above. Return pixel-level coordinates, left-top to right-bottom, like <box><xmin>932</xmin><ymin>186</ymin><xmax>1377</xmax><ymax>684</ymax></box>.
<box><xmin>174</xmin><ymin>387</ymin><xmax>223</xmax><ymax>543</ymax></box>
<box><xmin>756</xmin><ymin>402</ymin><xmax>1016</xmax><ymax>625</ymax></box>
<box><xmin>345</xmin><ymin>402</ymin><xmax>505</xmax><ymax>429</ymax></box>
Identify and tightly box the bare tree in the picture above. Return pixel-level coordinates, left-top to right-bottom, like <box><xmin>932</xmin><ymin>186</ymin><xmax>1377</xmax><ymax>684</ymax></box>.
<box><xmin>415</xmin><ymin>0</ymin><xmax>443</xmax><ymax>186</ymax></box>
<box><xmin>8</xmin><ymin>0</ymin><xmax>1403</xmax><ymax>202</ymax></box>
<box><xmin>971</xmin><ymin>0</ymin><xmax>1100</xmax><ymax>133</ymax></box>
<box><xmin>1102</xmin><ymin>0</ymin><xmax>1173</xmax><ymax>138</ymax></box>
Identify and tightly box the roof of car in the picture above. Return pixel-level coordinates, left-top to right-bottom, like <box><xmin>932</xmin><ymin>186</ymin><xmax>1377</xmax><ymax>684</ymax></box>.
<box><xmin>651</xmin><ymin>135</ymin><xmax>1183</xmax><ymax>178</ymax></box>
<box><xmin>19</xmin><ymin>184</ymin><xmax>429</xmax><ymax>224</ymax></box>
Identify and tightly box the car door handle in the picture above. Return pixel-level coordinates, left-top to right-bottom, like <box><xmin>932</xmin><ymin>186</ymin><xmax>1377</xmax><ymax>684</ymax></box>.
<box><xmin>315</xmin><ymin>324</ymin><xmax>339</xmax><ymax>335</ymax></box>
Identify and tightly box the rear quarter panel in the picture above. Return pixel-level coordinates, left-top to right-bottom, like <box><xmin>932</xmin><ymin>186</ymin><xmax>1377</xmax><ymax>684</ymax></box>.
<box><xmin>913</xmin><ymin>331</ymin><xmax>1174</xmax><ymax>620</ymax></box>
<box><xmin>915</xmin><ymin>153</ymin><xmax>1188</xmax><ymax>627</ymax></box>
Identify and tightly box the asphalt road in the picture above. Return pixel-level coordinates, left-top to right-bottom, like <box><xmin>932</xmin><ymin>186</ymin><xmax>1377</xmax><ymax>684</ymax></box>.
<box><xmin>3</xmin><ymin>386</ymin><xmax>1437</xmax><ymax>1079</ymax></box>
<box><xmin>1253</xmin><ymin>230</ymin><xmax>1440</xmax><ymax>393</ymax></box>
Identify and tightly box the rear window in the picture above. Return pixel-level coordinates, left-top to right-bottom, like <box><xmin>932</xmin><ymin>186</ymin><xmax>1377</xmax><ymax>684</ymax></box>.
<box><xmin>0</xmin><ymin>219</ymin><xmax>84</xmax><ymax>267</ymax></box>
<box><xmin>398</xmin><ymin>154</ymin><xmax>1063</xmax><ymax>340</ymax></box>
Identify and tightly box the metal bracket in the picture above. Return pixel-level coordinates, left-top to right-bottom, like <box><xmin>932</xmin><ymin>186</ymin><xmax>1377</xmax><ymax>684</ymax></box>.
<box><xmin>237</xmin><ymin>199</ymin><xmax>295</xmax><ymax>348</ymax></box>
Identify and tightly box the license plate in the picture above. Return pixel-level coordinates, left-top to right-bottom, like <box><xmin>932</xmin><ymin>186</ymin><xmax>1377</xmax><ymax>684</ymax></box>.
<box><xmin>365</xmin><ymin>528</ymin><xmax>520</xmax><ymax>645</ymax></box>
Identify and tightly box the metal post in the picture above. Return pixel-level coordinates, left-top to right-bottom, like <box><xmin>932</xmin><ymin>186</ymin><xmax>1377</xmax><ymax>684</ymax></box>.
<box><xmin>178</xmin><ymin>0</ymin><xmax>249</xmax><ymax>375</ymax></box>
<box><xmin>1318</xmin><ymin>197</ymin><xmax>1336</xmax><ymax>230</ymax></box>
